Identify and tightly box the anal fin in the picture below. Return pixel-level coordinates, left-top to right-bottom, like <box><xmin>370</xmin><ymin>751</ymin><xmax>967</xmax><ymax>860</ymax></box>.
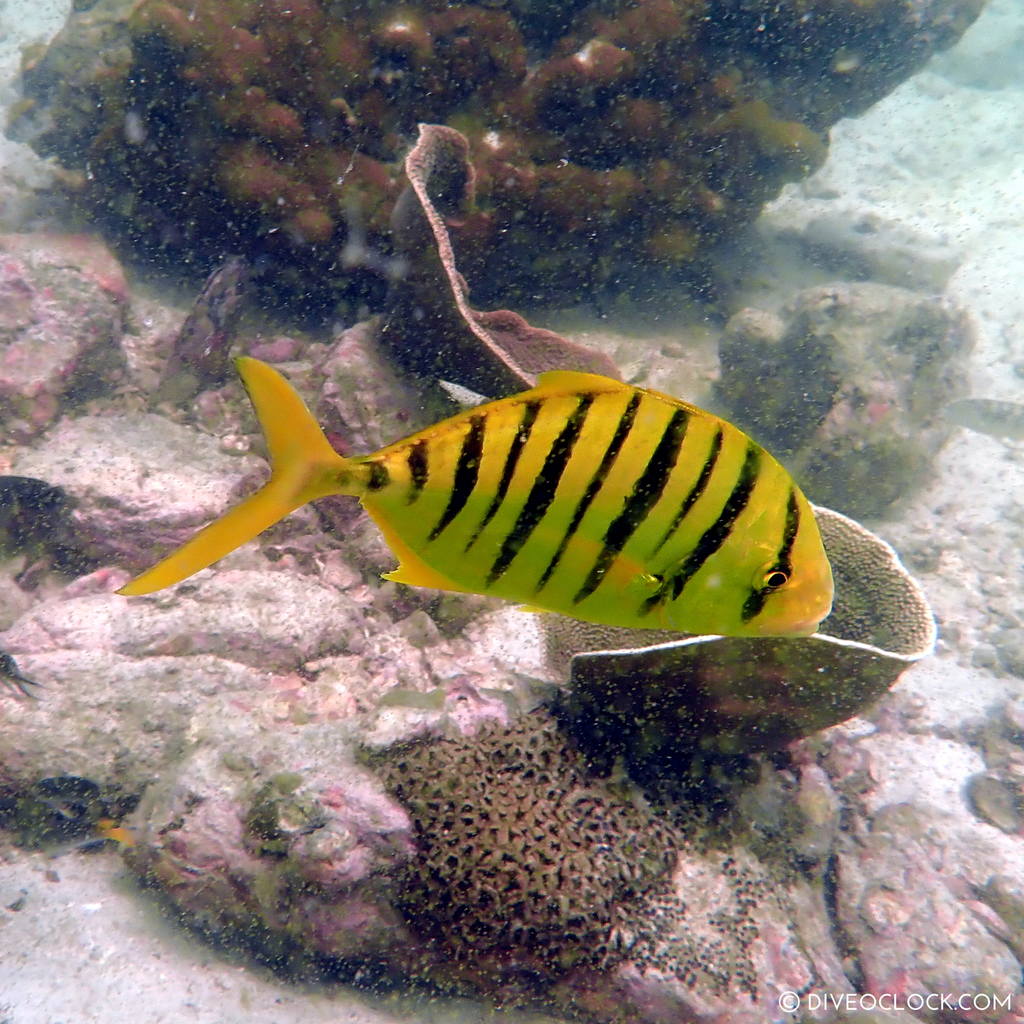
<box><xmin>366</xmin><ymin>505</ymin><xmax>474</xmax><ymax>594</ymax></box>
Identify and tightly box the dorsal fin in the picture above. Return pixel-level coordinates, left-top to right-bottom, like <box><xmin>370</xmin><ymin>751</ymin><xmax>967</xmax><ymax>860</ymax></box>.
<box><xmin>535</xmin><ymin>369</ymin><xmax>623</xmax><ymax>393</ymax></box>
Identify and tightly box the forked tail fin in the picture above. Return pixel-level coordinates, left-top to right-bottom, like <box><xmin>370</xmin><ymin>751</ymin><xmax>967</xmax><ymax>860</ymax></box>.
<box><xmin>118</xmin><ymin>357</ymin><xmax>351</xmax><ymax>596</ymax></box>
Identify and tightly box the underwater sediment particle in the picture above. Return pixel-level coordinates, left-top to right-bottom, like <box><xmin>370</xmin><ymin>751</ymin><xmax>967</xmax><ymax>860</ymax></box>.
<box><xmin>10</xmin><ymin>0</ymin><xmax>984</xmax><ymax>307</ymax></box>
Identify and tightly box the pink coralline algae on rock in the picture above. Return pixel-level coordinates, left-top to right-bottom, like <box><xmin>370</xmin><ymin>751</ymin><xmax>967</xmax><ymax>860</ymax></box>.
<box><xmin>0</xmin><ymin>233</ymin><xmax>127</xmax><ymax>441</ymax></box>
<box><xmin>9</xmin><ymin>411</ymin><xmax>265</xmax><ymax>573</ymax></box>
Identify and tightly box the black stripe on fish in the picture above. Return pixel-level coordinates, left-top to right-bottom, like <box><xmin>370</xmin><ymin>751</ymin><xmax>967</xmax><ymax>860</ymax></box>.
<box><xmin>642</xmin><ymin>441</ymin><xmax>761</xmax><ymax>615</ymax></box>
<box><xmin>367</xmin><ymin>462</ymin><xmax>390</xmax><ymax>491</ymax></box>
<box><xmin>649</xmin><ymin>427</ymin><xmax>724</xmax><ymax>556</ymax></box>
<box><xmin>486</xmin><ymin>395</ymin><xmax>594</xmax><ymax>586</ymax></box>
<box><xmin>572</xmin><ymin>405</ymin><xmax>689</xmax><ymax>605</ymax></box>
<box><xmin>464</xmin><ymin>400</ymin><xmax>540</xmax><ymax>552</ymax></box>
<box><xmin>740</xmin><ymin>486</ymin><xmax>799</xmax><ymax>623</ymax></box>
<box><xmin>428</xmin><ymin>414</ymin><xmax>485</xmax><ymax>541</ymax></box>
<box><xmin>406</xmin><ymin>440</ymin><xmax>429</xmax><ymax>503</ymax></box>
<box><xmin>535</xmin><ymin>391</ymin><xmax>641</xmax><ymax>592</ymax></box>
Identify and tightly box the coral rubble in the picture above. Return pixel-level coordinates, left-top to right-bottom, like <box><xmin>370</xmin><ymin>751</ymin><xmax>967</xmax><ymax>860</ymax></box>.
<box><xmin>11</xmin><ymin>0</ymin><xmax>984</xmax><ymax>306</ymax></box>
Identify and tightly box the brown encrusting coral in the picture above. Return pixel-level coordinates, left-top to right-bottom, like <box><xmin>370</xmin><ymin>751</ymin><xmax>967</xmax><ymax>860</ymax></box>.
<box><xmin>368</xmin><ymin>715</ymin><xmax>681</xmax><ymax>991</ymax></box>
<box><xmin>11</xmin><ymin>0</ymin><xmax>983</xmax><ymax>307</ymax></box>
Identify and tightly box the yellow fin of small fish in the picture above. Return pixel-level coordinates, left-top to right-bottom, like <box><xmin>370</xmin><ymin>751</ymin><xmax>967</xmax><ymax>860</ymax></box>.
<box><xmin>94</xmin><ymin>817</ymin><xmax>137</xmax><ymax>848</ymax></box>
<box><xmin>371</xmin><ymin>507</ymin><xmax>475</xmax><ymax>593</ymax></box>
<box><xmin>118</xmin><ymin>357</ymin><xmax>352</xmax><ymax>596</ymax></box>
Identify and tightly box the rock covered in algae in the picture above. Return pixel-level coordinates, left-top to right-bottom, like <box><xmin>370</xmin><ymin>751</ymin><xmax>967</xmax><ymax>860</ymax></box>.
<box><xmin>113</xmin><ymin>693</ymin><xmax>858</xmax><ymax>1019</ymax></box>
<box><xmin>11</xmin><ymin>0</ymin><xmax>984</xmax><ymax>307</ymax></box>
<box><xmin>716</xmin><ymin>283</ymin><xmax>974</xmax><ymax>517</ymax></box>
<box><xmin>0</xmin><ymin>233</ymin><xmax>127</xmax><ymax>441</ymax></box>
<box><xmin>833</xmin><ymin>805</ymin><xmax>1024</xmax><ymax>1013</ymax></box>
<box><xmin>10</xmin><ymin>412</ymin><xmax>265</xmax><ymax>572</ymax></box>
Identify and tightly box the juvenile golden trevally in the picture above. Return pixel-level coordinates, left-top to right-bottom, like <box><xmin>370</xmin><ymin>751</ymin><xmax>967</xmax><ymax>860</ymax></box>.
<box><xmin>119</xmin><ymin>359</ymin><xmax>834</xmax><ymax>637</ymax></box>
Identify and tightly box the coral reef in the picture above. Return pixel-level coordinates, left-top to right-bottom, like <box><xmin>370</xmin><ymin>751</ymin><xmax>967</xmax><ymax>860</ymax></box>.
<box><xmin>3</xmin><ymin>210</ymin><xmax>1024</xmax><ymax>1021</ymax></box>
<box><xmin>11</xmin><ymin>0</ymin><xmax>984</xmax><ymax>307</ymax></box>
<box><xmin>549</xmin><ymin>505</ymin><xmax>936</xmax><ymax>784</ymax></box>
<box><xmin>368</xmin><ymin>715</ymin><xmax>680</xmax><ymax>993</ymax></box>
<box><xmin>715</xmin><ymin>283</ymin><xmax>974</xmax><ymax>517</ymax></box>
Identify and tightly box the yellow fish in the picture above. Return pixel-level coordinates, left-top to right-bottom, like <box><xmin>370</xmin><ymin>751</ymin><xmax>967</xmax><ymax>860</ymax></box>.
<box><xmin>119</xmin><ymin>358</ymin><xmax>833</xmax><ymax>637</ymax></box>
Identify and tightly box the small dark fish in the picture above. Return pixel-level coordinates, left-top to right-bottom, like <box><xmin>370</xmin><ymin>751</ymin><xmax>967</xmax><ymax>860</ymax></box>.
<box><xmin>65</xmin><ymin>817</ymin><xmax>138</xmax><ymax>855</ymax></box>
<box><xmin>9</xmin><ymin>776</ymin><xmax>137</xmax><ymax>853</ymax></box>
<box><xmin>153</xmin><ymin>256</ymin><xmax>250</xmax><ymax>406</ymax></box>
<box><xmin>0</xmin><ymin>650</ymin><xmax>42</xmax><ymax>699</ymax></box>
<box><xmin>946</xmin><ymin>399</ymin><xmax>1024</xmax><ymax>441</ymax></box>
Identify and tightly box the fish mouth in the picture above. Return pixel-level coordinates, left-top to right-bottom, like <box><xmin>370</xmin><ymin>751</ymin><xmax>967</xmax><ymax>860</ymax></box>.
<box><xmin>750</xmin><ymin>612</ymin><xmax>825</xmax><ymax>639</ymax></box>
<box><xmin>783</xmin><ymin>617</ymin><xmax>824</xmax><ymax>638</ymax></box>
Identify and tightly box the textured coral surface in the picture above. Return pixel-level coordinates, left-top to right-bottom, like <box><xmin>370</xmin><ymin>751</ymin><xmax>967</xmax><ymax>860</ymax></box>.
<box><xmin>13</xmin><ymin>0</ymin><xmax>983</xmax><ymax>307</ymax></box>
<box><xmin>370</xmin><ymin>716</ymin><xmax>680</xmax><ymax>991</ymax></box>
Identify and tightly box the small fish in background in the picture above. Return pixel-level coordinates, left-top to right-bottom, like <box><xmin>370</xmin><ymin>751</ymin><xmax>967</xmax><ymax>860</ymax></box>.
<box><xmin>945</xmin><ymin>398</ymin><xmax>1024</xmax><ymax>442</ymax></box>
<box><xmin>0</xmin><ymin>650</ymin><xmax>41</xmax><ymax>699</ymax></box>
<box><xmin>84</xmin><ymin>817</ymin><xmax>138</xmax><ymax>851</ymax></box>
<box><xmin>3</xmin><ymin>776</ymin><xmax>137</xmax><ymax>853</ymax></box>
<box><xmin>120</xmin><ymin>359</ymin><xmax>834</xmax><ymax>639</ymax></box>
<box><xmin>152</xmin><ymin>256</ymin><xmax>250</xmax><ymax>407</ymax></box>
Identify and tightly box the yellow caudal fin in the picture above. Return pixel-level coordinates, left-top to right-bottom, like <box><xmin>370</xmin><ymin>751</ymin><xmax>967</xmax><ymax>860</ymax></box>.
<box><xmin>118</xmin><ymin>357</ymin><xmax>351</xmax><ymax>596</ymax></box>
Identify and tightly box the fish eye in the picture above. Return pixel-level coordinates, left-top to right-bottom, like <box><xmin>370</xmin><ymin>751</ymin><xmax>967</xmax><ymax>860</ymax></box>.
<box><xmin>762</xmin><ymin>567</ymin><xmax>790</xmax><ymax>590</ymax></box>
